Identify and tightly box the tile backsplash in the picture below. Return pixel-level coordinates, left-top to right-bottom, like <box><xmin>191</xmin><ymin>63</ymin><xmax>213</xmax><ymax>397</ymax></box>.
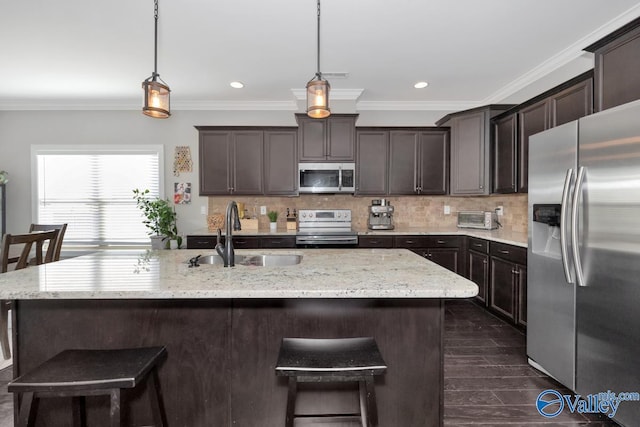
<box><xmin>208</xmin><ymin>194</ymin><xmax>528</xmax><ymax>233</ymax></box>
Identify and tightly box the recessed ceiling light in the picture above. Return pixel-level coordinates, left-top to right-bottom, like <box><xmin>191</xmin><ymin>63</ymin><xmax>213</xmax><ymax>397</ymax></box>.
<box><xmin>414</xmin><ymin>81</ymin><xmax>429</xmax><ymax>89</ymax></box>
<box><xmin>230</xmin><ymin>81</ymin><xmax>244</xmax><ymax>89</ymax></box>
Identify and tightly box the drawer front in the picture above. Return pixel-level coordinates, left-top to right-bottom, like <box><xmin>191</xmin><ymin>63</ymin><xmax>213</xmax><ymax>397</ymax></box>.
<box><xmin>186</xmin><ymin>236</ymin><xmax>217</xmax><ymax>249</ymax></box>
<box><xmin>358</xmin><ymin>236</ymin><xmax>394</xmax><ymax>248</ymax></box>
<box><xmin>423</xmin><ymin>236</ymin><xmax>460</xmax><ymax>248</ymax></box>
<box><xmin>490</xmin><ymin>241</ymin><xmax>526</xmax><ymax>264</ymax></box>
<box><xmin>468</xmin><ymin>237</ymin><xmax>489</xmax><ymax>254</ymax></box>
<box><xmin>394</xmin><ymin>236</ymin><xmax>430</xmax><ymax>248</ymax></box>
<box><xmin>232</xmin><ymin>237</ymin><xmax>261</xmax><ymax>249</ymax></box>
<box><xmin>261</xmin><ymin>237</ymin><xmax>296</xmax><ymax>248</ymax></box>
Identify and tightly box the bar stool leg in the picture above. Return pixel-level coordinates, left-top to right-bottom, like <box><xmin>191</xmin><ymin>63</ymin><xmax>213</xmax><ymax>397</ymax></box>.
<box><xmin>17</xmin><ymin>392</ymin><xmax>37</xmax><ymax>427</ymax></box>
<box><xmin>285</xmin><ymin>377</ymin><xmax>297</xmax><ymax>427</ymax></box>
<box><xmin>148</xmin><ymin>368</ymin><xmax>167</xmax><ymax>427</ymax></box>
<box><xmin>72</xmin><ymin>396</ymin><xmax>87</xmax><ymax>427</ymax></box>
<box><xmin>109</xmin><ymin>389</ymin><xmax>121</xmax><ymax>427</ymax></box>
<box><xmin>0</xmin><ymin>301</ymin><xmax>11</xmax><ymax>360</ymax></box>
<box><xmin>358</xmin><ymin>380</ymin><xmax>368</xmax><ymax>427</ymax></box>
<box><xmin>364</xmin><ymin>376</ymin><xmax>378</xmax><ymax>427</ymax></box>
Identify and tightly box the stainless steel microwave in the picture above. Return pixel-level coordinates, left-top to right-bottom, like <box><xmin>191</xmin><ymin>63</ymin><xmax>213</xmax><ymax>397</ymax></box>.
<box><xmin>298</xmin><ymin>163</ymin><xmax>355</xmax><ymax>193</ymax></box>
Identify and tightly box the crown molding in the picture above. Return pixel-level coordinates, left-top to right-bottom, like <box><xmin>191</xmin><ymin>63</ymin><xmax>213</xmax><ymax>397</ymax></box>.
<box><xmin>483</xmin><ymin>5</ymin><xmax>640</xmax><ymax>104</ymax></box>
<box><xmin>356</xmin><ymin>100</ymin><xmax>479</xmax><ymax>111</ymax></box>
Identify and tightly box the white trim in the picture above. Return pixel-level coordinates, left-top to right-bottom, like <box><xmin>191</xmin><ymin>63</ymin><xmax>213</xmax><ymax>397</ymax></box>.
<box><xmin>275</xmin><ymin>365</ymin><xmax>387</xmax><ymax>372</ymax></box>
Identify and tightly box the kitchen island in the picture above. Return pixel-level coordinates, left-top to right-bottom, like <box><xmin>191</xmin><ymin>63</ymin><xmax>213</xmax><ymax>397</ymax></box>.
<box><xmin>0</xmin><ymin>248</ymin><xmax>477</xmax><ymax>426</ymax></box>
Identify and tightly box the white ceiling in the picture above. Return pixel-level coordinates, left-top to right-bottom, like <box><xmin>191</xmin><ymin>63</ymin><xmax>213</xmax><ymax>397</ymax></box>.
<box><xmin>1</xmin><ymin>0</ymin><xmax>640</xmax><ymax>111</ymax></box>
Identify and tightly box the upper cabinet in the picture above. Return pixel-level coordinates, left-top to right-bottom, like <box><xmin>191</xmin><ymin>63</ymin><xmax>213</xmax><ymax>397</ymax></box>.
<box><xmin>388</xmin><ymin>129</ymin><xmax>449</xmax><ymax>195</ymax></box>
<box><xmin>355</xmin><ymin>129</ymin><xmax>389</xmax><ymax>195</ymax></box>
<box><xmin>585</xmin><ymin>17</ymin><xmax>640</xmax><ymax>112</ymax></box>
<box><xmin>296</xmin><ymin>114</ymin><xmax>358</xmax><ymax>162</ymax></box>
<box><xmin>197</xmin><ymin>127</ymin><xmax>297</xmax><ymax>196</ymax></box>
<box><xmin>492</xmin><ymin>72</ymin><xmax>593</xmax><ymax>194</ymax></box>
<box><xmin>437</xmin><ymin>106</ymin><xmax>512</xmax><ymax>196</ymax></box>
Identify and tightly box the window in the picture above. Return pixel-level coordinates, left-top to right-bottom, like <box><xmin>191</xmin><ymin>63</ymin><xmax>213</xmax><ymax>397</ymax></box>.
<box><xmin>32</xmin><ymin>145</ymin><xmax>164</xmax><ymax>246</ymax></box>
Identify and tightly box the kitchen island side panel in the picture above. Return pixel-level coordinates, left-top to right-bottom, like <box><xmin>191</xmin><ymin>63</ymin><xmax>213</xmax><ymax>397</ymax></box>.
<box><xmin>14</xmin><ymin>298</ymin><xmax>443</xmax><ymax>427</ymax></box>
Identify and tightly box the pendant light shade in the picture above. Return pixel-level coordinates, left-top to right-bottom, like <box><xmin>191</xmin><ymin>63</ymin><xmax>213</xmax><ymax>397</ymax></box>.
<box><xmin>306</xmin><ymin>74</ymin><xmax>331</xmax><ymax>119</ymax></box>
<box><xmin>142</xmin><ymin>0</ymin><xmax>171</xmax><ymax>119</ymax></box>
<box><xmin>306</xmin><ymin>0</ymin><xmax>330</xmax><ymax>118</ymax></box>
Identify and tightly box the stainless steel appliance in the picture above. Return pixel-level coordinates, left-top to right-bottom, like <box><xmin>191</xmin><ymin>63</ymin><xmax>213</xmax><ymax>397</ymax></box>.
<box><xmin>528</xmin><ymin>100</ymin><xmax>640</xmax><ymax>426</ymax></box>
<box><xmin>298</xmin><ymin>163</ymin><xmax>355</xmax><ymax>193</ymax></box>
<box><xmin>368</xmin><ymin>199</ymin><xmax>394</xmax><ymax>230</ymax></box>
<box><xmin>457</xmin><ymin>211</ymin><xmax>499</xmax><ymax>230</ymax></box>
<box><xmin>295</xmin><ymin>209</ymin><xmax>358</xmax><ymax>247</ymax></box>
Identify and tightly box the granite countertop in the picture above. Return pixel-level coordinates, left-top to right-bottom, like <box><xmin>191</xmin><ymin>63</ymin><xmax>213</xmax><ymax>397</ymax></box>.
<box><xmin>0</xmin><ymin>249</ymin><xmax>477</xmax><ymax>300</ymax></box>
<box><xmin>188</xmin><ymin>227</ymin><xmax>528</xmax><ymax>248</ymax></box>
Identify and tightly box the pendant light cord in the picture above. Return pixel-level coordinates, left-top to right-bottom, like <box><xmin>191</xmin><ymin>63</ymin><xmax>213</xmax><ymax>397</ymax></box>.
<box><xmin>153</xmin><ymin>0</ymin><xmax>159</xmax><ymax>77</ymax></box>
<box><xmin>316</xmin><ymin>0</ymin><xmax>321</xmax><ymax>79</ymax></box>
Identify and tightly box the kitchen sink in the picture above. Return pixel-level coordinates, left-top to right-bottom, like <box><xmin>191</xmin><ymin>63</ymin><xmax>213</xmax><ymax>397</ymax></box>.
<box><xmin>190</xmin><ymin>254</ymin><xmax>302</xmax><ymax>267</ymax></box>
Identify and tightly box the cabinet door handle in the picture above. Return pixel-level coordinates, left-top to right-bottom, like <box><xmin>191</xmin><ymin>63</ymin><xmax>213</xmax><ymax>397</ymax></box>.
<box><xmin>269</xmin><ymin>240</ymin><xmax>282</xmax><ymax>244</ymax></box>
<box><xmin>370</xmin><ymin>240</ymin><xmax>379</xmax><ymax>244</ymax></box>
<box><xmin>436</xmin><ymin>240</ymin><xmax>446</xmax><ymax>244</ymax></box>
<box><xmin>473</xmin><ymin>243</ymin><xmax>483</xmax><ymax>247</ymax></box>
<box><xmin>499</xmin><ymin>250</ymin><xmax>510</xmax><ymax>254</ymax></box>
<box><xmin>236</xmin><ymin>240</ymin><xmax>246</xmax><ymax>244</ymax></box>
<box><xmin>483</xmin><ymin>259</ymin><xmax>488</xmax><ymax>265</ymax></box>
<box><xmin>405</xmin><ymin>240</ymin><xmax>414</xmax><ymax>244</ymax></box>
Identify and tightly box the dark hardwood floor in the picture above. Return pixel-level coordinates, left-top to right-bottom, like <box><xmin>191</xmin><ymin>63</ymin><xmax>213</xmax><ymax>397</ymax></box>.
<box><xmin>0</xmin><ymin>300</ymin><xmax>620</xmax><ymax>426</ymax></box>
<box><xmin>444</xmin><ymin>299</ymin><xmax>618</xmax><ymax>426</ymax></box>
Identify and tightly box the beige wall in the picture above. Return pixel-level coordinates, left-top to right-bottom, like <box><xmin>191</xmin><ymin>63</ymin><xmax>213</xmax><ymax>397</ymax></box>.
<box><xmin>208</xmin><ymin>193</ymin><xmax>528</xmax><ymax>233</ymax></box>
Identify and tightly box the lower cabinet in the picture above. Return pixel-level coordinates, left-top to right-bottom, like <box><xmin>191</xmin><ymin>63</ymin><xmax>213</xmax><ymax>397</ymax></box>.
<box><xmin>186</xmin><ymin>235</ymin><xmax>292</xmax><ymax>249</ymax></box>
<box><xmin>467</xmin><ymin>237</ymin><xmax>489</xmax><ymax>306</ymax></box>
<box><xmin>488</xmin><ymin>242</ymin><xmax>527</xmax><ymax>327</ymax></box>
<box><xmin>394</xmin><ymin>235</ymin><xmax>461</xmax><ymax>274</ymax></box>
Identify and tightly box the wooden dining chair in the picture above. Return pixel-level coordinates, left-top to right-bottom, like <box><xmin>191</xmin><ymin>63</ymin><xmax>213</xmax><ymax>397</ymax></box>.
<box><xmin>28</xmin><ymin>223</ymin><xmax>67</xmax><ymax>262</ymax></box>
<box><xmin>0</xmin><ymin>230</ymin><xmax>59</xmax><ymax>359</ymax></box>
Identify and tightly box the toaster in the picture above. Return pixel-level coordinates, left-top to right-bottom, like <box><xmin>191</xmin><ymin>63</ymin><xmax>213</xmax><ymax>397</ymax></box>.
<box><xmin>457</xmin><ymin>211</ymin><xmax>499</xmax><ymax>230</ymax></box>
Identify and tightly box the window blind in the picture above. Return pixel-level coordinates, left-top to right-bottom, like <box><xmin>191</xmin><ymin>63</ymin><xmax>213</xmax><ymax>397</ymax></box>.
<box><xmin>34</xmin><ymin>147</ymin><xmax>163</xmax><ymax>246</ymax></box>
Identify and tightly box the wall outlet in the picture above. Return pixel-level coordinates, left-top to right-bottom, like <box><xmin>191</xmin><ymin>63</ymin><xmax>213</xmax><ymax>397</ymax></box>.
<box><xmin>444</xmin><ymin>205</ymin><xmax>451</xmax><ymax>215</ymax></box>
<box><xmin>260</xmin><ymin>205</ymin><xmax>267</xmax><ymax>215</ymax></box>
<box><xmin>200</xmin><ymin>205</ymin><xmax>208</xmax><ymax>215</ymax></box>
<box><xmin>496</xmin><ymin>206</ymin><xmax>504</xmax><ymax>216</ymax></box>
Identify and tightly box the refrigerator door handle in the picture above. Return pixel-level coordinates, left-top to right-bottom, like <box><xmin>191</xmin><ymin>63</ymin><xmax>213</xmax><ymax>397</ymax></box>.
<box><xmin>560</xmin><ymin>168</ymin><xmax>574</xmax><ymax>284</ymax></box>
<box><xmin>571</xmin><ymin>166</ymin><xmax>587</xmax><ymax>287</ymax></box>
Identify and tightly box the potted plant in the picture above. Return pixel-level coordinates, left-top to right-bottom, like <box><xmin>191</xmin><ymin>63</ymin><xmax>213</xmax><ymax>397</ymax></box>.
<box><xmin>133</xmin><ymin>188</ymin><xmax>181</xmax><ymax>249</ymax></box>
<box><xmin>267</xmin><ymin>210</ymin><xmax>278</xmax><ymax>232</ymax></box>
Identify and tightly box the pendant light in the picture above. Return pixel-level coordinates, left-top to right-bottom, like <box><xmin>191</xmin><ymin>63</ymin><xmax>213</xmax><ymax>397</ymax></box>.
<box><xmin>142</xmin><ymin>0</ymin><xmax>171</xmax><ymax>118</ymax></box>
<box><xmin>306</xmin><ymin>0</ymin><xmax>330</xmax><ymax>118</ymax></box>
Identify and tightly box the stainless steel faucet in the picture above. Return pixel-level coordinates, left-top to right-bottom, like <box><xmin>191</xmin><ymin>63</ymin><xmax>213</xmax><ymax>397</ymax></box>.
<box><xmin>215</xmin><ymin>201</ymin><xmax>242</xmax><ymax>267</ymax></box>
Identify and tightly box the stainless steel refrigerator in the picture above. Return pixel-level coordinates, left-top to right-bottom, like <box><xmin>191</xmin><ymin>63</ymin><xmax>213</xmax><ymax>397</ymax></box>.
<box><xmin>528</xmin><ymin>99</ymin><xmax>640</xmax><ymax>426</ymax></box>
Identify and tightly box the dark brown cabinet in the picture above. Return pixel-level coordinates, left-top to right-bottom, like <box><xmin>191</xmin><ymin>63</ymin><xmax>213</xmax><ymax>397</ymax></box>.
<box><xmin>388</xmin><ymin>129</ymin><xmax>448</xmax><ymax>195</ymax></box>
<box><xmin>264</xmin><ymin>129</ymin><xmax>298</xmax><ymax>196</ymax></box>
<box><xmin>358</xmin><ymin>235</ymin><xmax>394</xmax><ymax>248</ymax></box>
<box><xmin>355</xmin><ymin>129</ymin><xmax>389</xmax><ymax>195</ymax></box>
<box><xmin>296</xmin><ymin>114</ymin><xmax>357</xmax><ymax>161</ymax></box>
<box><xmin>493</xmin><ymin>73</ymin><xmax>593</xmax><ymax>194</ymax></box>
<box><xmin>467</xmin><ymin>237</ymin><xmax>489</xmax><ymax>305</ymax></box>
<box><xmin>585</xmin><ymin>18</ymin><xmax>640</xmax><ymax>112</ymax></box>
<box><xmin>395</xmin><ymin>235</ymin><xmax>461</xmax><ymax>274</ymax></box>
<box><xmin>198</xmin><ymin>129</ymin><xmax>263</xmax><ymax>195</ymax></box>
<box><xmin>492</xmin><ymin>114</ymin><xmax>517</xmax><ymax>194</ymax></box>
<box><xmin>197</xmin><ymin>127</ymin><xmax>297</xmax><ymax>196</ymax></box>
<box><xmin>437</xmin><ymin>106</ymin><xmax>512</xmax><ymax>196</ymax></box>
<box><xmin>489</xmin><ymin>242</ymin><xmax>527</xmax><ymax>326</ymax></box>
<box><xmin>186</xmin><ymin>235</ymin><xmax>294</xmax><ymax>249</ymax></box>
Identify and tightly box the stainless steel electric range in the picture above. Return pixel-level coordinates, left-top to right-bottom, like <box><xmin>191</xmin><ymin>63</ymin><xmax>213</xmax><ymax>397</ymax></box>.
<box><xmin>295</xmin><ymin>209</ymin><xmax>358</xmax><ymax>247</ymax></box>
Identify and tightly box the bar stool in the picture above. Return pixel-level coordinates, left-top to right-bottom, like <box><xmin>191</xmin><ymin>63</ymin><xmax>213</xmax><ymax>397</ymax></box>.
<box><xmin>8</xmin><ymin>346</ymin><xmax>168</xmax><ymax>427</ymax></box>
<box><xmin>275</xmin><ymin>337</ymin><xmax>387</xmax><ymax>427</ymax></box>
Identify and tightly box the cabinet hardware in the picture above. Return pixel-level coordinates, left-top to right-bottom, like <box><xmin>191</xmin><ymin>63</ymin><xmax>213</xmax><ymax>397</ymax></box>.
<box><xmin>436</xmin><ymin>240</ymin><xmax>446</xmax><ymax>244</ymax></box>
<box><xmin>473</xmin><ymin>243</ymin><xmax>483</xmax><ymax>247</ymax></box>
<box><xmin>405</xmin><ymin>240</ymin><xmax>414</xmax><ymax>244</ymax></box>
<box><xmin>499</xmin><ymin>250</ymin><xmax>510</xmax><ymax>254</ymax></box>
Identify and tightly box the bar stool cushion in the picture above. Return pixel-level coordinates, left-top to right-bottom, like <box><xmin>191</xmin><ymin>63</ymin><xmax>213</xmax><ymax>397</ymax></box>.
<box><xmin>276</xmin><ymin>337</ymin><xmax>387</xmax><ymax>377</ymax></box>
<box><xmin>8</xmin><ymin>346</ymin><xmax>166</xmax><ymax>393</ymax></box>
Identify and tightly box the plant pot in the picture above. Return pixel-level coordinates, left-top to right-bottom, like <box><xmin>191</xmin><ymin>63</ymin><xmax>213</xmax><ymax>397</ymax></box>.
<box><xmin>150</xmin><ymin>235</ymin><xmax>166</xmax><ymax>250</ymax></box>
<box><xmin>269</xmin><ymin>222</ymin><xmax>277</xmax><ymax>232</ymax></box>
<box><xmin>169</xmin><ymin>239</ymin><xmax>179</xmax><ymax>250</ymax></box>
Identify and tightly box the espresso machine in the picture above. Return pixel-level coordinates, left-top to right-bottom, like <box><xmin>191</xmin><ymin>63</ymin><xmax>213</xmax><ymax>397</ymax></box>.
<box><xmin>368</xmin><ymin>199</ymin><xmax>394</xmax><ymax>230</ymax></box>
